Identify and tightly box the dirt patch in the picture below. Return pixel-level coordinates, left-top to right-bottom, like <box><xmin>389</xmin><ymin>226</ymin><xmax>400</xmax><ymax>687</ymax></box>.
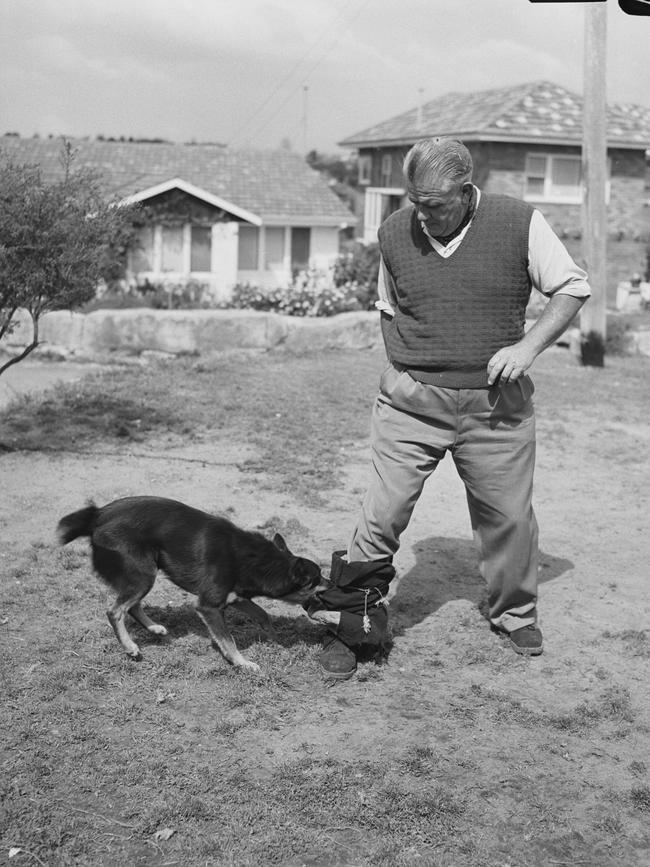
<box><xmin>0</xmin><ymin>357</ymin><xmax>107</xmax><ymax>409</ymax></box>
<box><xmin>1</xmin><ymin>350</ymin><xmax>649</xmax><ymax>865</ymax></box>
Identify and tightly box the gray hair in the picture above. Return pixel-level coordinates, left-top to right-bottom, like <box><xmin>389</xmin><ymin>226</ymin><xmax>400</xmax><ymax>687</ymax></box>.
<box><xmin>403</xmin><ymin>137</ymin><xmax>473</xmax><ymax>189</ymax></box>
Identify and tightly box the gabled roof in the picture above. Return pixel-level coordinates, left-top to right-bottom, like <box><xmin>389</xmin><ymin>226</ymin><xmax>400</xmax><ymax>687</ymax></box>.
<box><xmin>123</xmin><ymin>177</ymin><xmax>263</xmax><ymax>226</ymax></box>
<box><xmin>339</xmin><ymin>81</ymin><xmax>650</xmax><ymax>150</ymax></box>
<box><xmin>0</xmin><ymin>136</ymin><xmax>355</xmax><ymax>227</ymax></box>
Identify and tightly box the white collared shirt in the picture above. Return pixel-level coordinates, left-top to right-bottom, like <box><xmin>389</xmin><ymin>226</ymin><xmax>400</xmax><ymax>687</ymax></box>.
<box><xmin>376</xmin><ymin>187</ymin><xmax>592</xmax><ymax>315</ymax></box>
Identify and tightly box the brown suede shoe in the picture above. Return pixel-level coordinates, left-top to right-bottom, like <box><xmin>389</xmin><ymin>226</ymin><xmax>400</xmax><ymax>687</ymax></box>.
<box><xmin>318</xmin><ymin>634</ymin><xmax>357</xmax><ymax>680</ymax></box>
<box><xmin>507</xmin><ymin>624</ymin><xmax>543</xmax><ymax>656</ymax></box>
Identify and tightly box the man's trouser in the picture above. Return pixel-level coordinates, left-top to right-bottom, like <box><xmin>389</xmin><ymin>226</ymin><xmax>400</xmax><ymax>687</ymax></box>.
<box><xmin>347</xmin><ymin>364</ymin><xmax>539</xmax><ymax>633</ymax></box>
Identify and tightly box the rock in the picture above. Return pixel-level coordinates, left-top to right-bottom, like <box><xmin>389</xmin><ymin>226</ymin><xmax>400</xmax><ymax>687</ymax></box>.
<box><xmin>283</xmin><ymin>311</ymin><xmax>380</xmax><ymax>353</ymax></box>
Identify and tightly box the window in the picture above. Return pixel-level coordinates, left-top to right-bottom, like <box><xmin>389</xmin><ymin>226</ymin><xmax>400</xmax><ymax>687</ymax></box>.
<box><xmin>363</xmin><ymin>190</ymin><xmax>406</xmax><ymax>242</ymax></box>
<box><xmin>161</xmin><ymin>226</ymin><xmax>184</xmax><ymax>271</ymax></box>
<box><xmin>381</xmin><ymin>193</ymin><xmax>402</xmax><ymax>223</ymax></box>
<box><xmin>358</xmin><ymin>155</ymin><xmax>372</xmax><ymax>186</ymax></box>
<box><xmin>190</xmin><ymin>225</ymin><xmax>211</xmax><ymax>272</ymax></box>
<box><xmin>132</xmin><ymin>226</ymin><xmax>154</xmax><ymax>271</ymax></box>
<box><xmin>264</xmin><ymin>227</ymin><xmax>285</xmax><ymax>270</ymax></box>
<box><xmin>524</xmin><ymin>153</ymin><xmax>582</xmax><ymax>203</ymax></box>
<box><xmin>380</xmin><ymin>154</ymin><xmax>392</xmax><ymax>187</ymax></box>
<box><xmin>291</xmin><ymin>227</ymin><xmax>311</xmax><ymax>272</ymax></box>
<box><xmin>238</xmin><ymin>225</ymin><xmax>259</xmax><ymax>270</ymax></box>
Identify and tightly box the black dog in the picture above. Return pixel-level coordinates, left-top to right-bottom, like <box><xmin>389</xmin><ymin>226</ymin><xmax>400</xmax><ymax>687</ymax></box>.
<box><xmin>57</xmin><ymin>496</ymin><xmax>323</xmax><ymax>671</ymax></box>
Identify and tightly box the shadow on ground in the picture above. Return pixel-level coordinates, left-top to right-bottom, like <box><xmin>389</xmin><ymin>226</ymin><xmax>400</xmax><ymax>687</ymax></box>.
<box><xmin>130</xmin><ymin>537</ymin><xmax>573</xmax><ymax>656</ymax></box>
<box><xmin>136</xmin><ymin>604</ymin><xmax>323</xmax><ymax>652</ymax></box>
<box><xmin>390</xmin><ymin>535</ymin><xmax>574</xmax><ymax>636</ymax></box>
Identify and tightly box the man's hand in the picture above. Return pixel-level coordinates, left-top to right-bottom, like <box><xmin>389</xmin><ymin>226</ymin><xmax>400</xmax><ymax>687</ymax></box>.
<box><xmin>487</xmin><ymin>295</ymin><xmax>587</xmax><ymax>385</ymax></box>
<box><xmin>487</xmin><ymin>342</ymin><xmax>537</xmax><ymax>385</ymax></box>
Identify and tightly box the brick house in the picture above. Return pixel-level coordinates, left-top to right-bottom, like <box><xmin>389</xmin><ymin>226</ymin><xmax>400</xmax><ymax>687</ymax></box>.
<box><xmin>0</xmin><ymin>135</ymin><xmax>356</xmax><ymax>300</ymax></box>
<box><xmin>339</xmin><ymin>81</ymin><xmax>650</xmax><ymax>300</ymax></box>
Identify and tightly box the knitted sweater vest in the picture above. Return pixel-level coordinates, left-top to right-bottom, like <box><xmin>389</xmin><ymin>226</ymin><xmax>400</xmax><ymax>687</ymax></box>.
<box><xmin>378</xmin><ymin>193</ymin><xmax>533</xmax><ymax>385</ymax></box>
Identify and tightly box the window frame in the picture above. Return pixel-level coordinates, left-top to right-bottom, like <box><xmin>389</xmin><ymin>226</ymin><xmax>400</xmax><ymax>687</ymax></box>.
<box><xmin>190</xmin><ymin>224</ymin><xmax>212</xmax><ymax>273</ymax></box>
<box><xmin>237</xmin><ymin>224</ymin><xmax>259</xmax><ymax>272</ymax></box>
<box><xmin>358</xmin><ymin>154</ymin><xmax>372</xmax><ymax>186</ymax></box>
<box><xmin>363</xmin><ymin>187</ymin><xmax>408</xmax><ymax>242</ymax></box>
<box><xmin>290</xmin><ymin>226</ymin><xmax>311</xmax><ymax>273</ymax></box>
<box><xmin>524</xmin><ymin>152</ymin><xmax>611</xmax><ymax>205</ymax></box>
<box><xmin>130</xmin><ymin>223</ymin><xmax>215</xmax><ymax>278</ymax></box>
<box><xmin>380</xmin><ymin>154</ymin><xmax>392</xmax><ymax>187</ymax></box>
<box><xmin>160</xmin><ymin>225</ymin><xmax>185</xmax><ymax>273</ymax></box>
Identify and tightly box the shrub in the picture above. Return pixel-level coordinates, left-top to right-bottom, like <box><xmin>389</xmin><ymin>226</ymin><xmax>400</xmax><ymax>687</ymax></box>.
<box><xmin>228</xmin><ymin>283</ymin><xmax>284</xmax><ymax>312</ymax></box>
<box><xmin>82</xmin><ymin>287</ymin><xmax>152</xmax><ymax>312</ymax></box>
<box><xmin>228</xmin><ymin>269</ymin><xmax>367</xmax><ymax>317</ymax></box>
<box><xmin>135</xmin><ymin>278</ymin><xmax>213</xmax><ymax>310</ymax></box>
<box><xmin>83</xmin><ymin>278</ymin><xmax>214</xmax><ymax>312</ymax></box>
<box><xmin>605</xmin><ymin>313</ymin><xmax>636</xmax><ymax>356</ymax></box>
<box><xmin>81</xmin><ymin>250</ymin><xmax>382</xmax><ymax>317</ymax></box>
<box><xmin>333</xmin><ymin>241</ymin><xmax>380</xmax><ymax>310</ymax></box>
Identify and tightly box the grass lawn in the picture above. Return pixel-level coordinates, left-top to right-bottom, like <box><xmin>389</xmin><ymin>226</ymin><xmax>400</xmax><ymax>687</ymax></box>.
<box><xmin>1</xmin><ymin>345</ymin><xmax>649</xmax><ymax>866</ymax></box>
<box><xmin>0</xmin><ymin>349</ymin><xmax>384</xmax><ymax>506</ymax></box>
<box><xmin>1</xmin><ymin>341</ymin><xmax>647</xmax><ymax>499</ymax></box>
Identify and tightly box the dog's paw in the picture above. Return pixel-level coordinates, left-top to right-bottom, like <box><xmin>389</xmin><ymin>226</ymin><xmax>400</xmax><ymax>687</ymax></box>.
<box><xmin>147</xmin><ymin>624</ymin><xmax>168</xmax><ymax>636</ymax></box>
<box><xmin>127</xmin><ymin>647</ymin><xmax>143</xmax><ymax>661</ymax></box>
<box><xmin>238</xmin><ymin>659</ymin><xmax>261</xmax><ymax>674</ymax></box>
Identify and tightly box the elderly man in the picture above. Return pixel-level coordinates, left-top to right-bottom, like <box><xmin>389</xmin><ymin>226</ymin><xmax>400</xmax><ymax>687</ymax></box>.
<box><xmin>316</xmin><ymin>137</ymin><xmax>591</xmax><ymax>680</ymax></box>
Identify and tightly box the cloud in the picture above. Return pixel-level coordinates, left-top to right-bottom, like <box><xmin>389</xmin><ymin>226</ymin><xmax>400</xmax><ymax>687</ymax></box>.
<box><xmin>5</xmin><ymin>0</ymin><xmax>341</xmax><ymax>63</ymax></box>
<box><xmin>0</xmin><ymin>0</ymin><xmax>646</xmax><ymax>150</ymax></box>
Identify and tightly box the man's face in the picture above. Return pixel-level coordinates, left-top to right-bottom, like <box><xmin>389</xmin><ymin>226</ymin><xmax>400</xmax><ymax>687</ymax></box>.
<box><xmin>407</xmin><ymin>176</ymin><xmax>472</xmax><ymax>239</ymax></box>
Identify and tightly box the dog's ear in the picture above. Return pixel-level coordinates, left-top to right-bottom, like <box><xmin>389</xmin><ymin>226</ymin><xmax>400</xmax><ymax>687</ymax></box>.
<box><xmin>272</xmin><ymin>533</ymin><xmax>289</xmax><ymax>552</ymax></box>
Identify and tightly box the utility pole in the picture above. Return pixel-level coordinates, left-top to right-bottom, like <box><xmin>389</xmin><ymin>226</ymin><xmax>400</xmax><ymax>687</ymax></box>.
<box><xmin>580</xmin><ymin>2</ymin><xmax>608</xmax><ymax>366</ymax></box>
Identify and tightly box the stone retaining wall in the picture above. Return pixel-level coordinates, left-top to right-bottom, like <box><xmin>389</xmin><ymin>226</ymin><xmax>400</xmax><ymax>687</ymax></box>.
<box><xmin>4</xmin><ymin>307</ymin><xmax>650</xmax><ymax>360</ymax></box>
<box><xmin>5</xmin><ymin>308</ymin><xmax>382</xmax><ymax>359</ymax></box>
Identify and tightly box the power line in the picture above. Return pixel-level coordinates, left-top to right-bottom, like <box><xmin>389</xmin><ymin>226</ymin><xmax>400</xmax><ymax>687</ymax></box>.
<box><xmin>228</xmin><ymin>0</ymin><xmax>370</xmax><ymax>148</ymax></box>
<box><xmin>228</xmin><ymin>0</ymin><xmax>357</xmax><ymax>145</ymax></box>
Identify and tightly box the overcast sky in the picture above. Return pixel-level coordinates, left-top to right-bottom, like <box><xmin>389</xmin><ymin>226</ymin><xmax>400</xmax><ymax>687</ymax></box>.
<box><xmin>0</xmin><ymin>0</ymin><xmax>647</xmax><ymax>154</ymax></box>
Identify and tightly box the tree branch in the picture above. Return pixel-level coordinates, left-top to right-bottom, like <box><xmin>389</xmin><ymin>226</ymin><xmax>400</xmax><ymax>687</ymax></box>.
<box><xmin>0</xmin><ymin>310</ymin><xmax>39</xmax><ymax>377</ymax></box>
<box><xmin>0</xmin><ymin>306</ymin><xmax>19</xmax><ymax>342</ymax></box>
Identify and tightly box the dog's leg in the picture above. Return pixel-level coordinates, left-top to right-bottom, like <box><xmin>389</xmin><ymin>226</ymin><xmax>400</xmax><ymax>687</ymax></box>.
<box><xmin>195</xmin><ymin>601</ymin><xmax>260</xmax><ymax>672</ymax></box>
<box><xmin>92</xmin><ymin>542</ymin><xmax>158</xmax><ymax>660</ymax></box>
<box><xmin>228</xmin><ymin>597</ymin><xmax>278</xmax><ymax>640</ymax></box>
<box><xmin>129</xmin><ymin>602</ymin><xmax>168</xmax><ymax>637</ymax></box>
<box><xmin>107</xmin><ymin>593</ymin><xmax>148</xmax><ymax>660</ymax></box>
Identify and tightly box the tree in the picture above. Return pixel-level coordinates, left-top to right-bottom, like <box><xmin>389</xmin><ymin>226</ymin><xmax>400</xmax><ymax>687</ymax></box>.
<box><xmin>306</xmin><ymin>149</ymin><xmax>358</xmax><ymax>186</ymax></box>
<box><xmin>0</xmin><ymin>142</ymin><xmax>138</xmax><ymax>376</ymax></box>
<box><xmin>306</xmin><ymin>149</ymin><xmax>361</xmax><ymax>221</ymax></box>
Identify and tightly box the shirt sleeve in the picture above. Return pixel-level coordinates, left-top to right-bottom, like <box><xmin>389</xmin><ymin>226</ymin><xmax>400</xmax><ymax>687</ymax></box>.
<box><xmin>528</xmin><ymin>210</ymin><xmax>592</xmax><ymax>299</ymax></box>
<box><xmin>374</xmin><ymin>256</ymin><xmax>396</xmax><ymax>316</ymax></box>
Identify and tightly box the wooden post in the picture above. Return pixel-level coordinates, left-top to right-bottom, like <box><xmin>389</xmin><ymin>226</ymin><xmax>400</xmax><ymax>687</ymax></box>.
<box><xmin>580</xmin><ymin>3</ymin><xmax>608</xmax><ymax>366</ymax></box>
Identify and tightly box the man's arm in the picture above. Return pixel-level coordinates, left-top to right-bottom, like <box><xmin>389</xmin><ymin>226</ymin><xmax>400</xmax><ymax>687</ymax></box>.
<box><xmin>487</xmin><ymin>294</ymin><xmax>586</xmax><ymax>385</ymax></box>
<box><xmin>487</xmin><ymin>210</ymin><xmax>591</xmax><ymax>386</ymax></box>
<box><xmin>380</xmin><ymin>311</ymin><xmax>392</xmax><ymax>353</ymax></box>
<box><xmin>376</xmin><ymin>256</ymin><xmax>396</xmax><ymax>357</ymax></box>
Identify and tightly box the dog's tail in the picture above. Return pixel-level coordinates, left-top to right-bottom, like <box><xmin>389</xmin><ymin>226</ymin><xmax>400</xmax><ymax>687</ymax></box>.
<box><xmin>57</xmin><ymin>502</ymin><xmax>100</xmax><ymax>545</ymax></box>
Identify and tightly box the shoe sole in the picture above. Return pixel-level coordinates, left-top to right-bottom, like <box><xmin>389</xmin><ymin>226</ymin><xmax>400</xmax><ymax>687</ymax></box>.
<box><xmin>508</xmin><ymin>639</ymin><xmax>543</xmax><ymax>656</ymax></box>
<box><xmin>318</xmin><ymin>663</ymin><xmax>357</xmax><ymax>681</ymax></box>
<box><xmin>492</xmin><ymin>626</ymin><xmax>543</xmax><ymax>656</ymax></box>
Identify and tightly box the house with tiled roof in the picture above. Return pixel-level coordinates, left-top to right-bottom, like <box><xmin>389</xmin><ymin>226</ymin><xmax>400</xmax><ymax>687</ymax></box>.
<box><xmin>339</xmin><ymin>81</ymin><xmax>650</xmax><ymax>294</ymax></box>
<box><xmin>0</xmin><ymin>135</ymin><xmax>356</xmax><ymax>298</ymax></box>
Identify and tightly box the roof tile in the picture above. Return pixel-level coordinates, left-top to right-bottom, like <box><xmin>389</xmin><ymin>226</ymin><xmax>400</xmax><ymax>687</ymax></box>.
<box><xmin>340</xmin><ymin>81</ymin><xmax>650</xmax><ymax>148</ymax></box>
<box><xmin>0</xmin><ymin>137</ymin><xmax>355</xmax><ymax>225</ymax></box>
